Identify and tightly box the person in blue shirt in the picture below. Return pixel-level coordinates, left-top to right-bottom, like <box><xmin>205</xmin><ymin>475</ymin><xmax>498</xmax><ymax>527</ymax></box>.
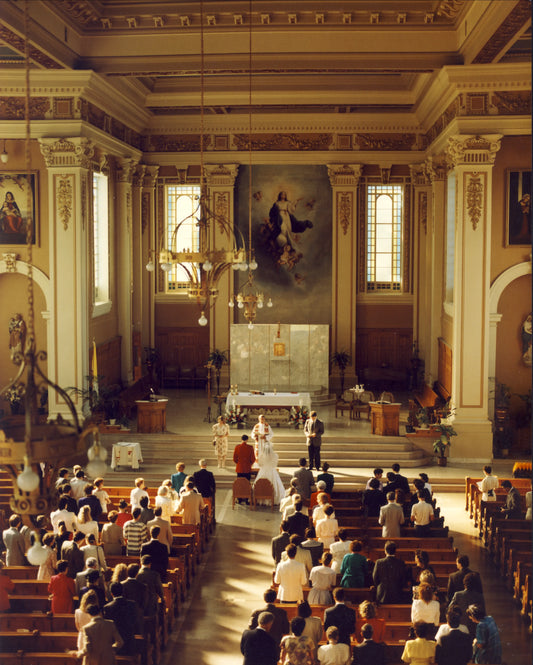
<box><xmin>171</xmin><ymin>462</ymin><xmax>187</xmax><ymax>493</ymax></box>
<box><xmin>467</xmin><ymin>604</ymin><xmax>502</xmax><ymax>664</ymax></box>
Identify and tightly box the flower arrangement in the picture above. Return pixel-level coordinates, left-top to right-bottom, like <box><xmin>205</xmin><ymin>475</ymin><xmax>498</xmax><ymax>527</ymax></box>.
<box><xmin>226</xmin><ymin>404</ymin><xmax>246</xmax><ymax>426</ymax></box>
<box><xmin>512</xmin><ymin>462</ymin><xmax>532</xmax><ymax>479</ymax></box>
<box><xmin>289</xmin><ymin>405</ymin><xmax>309</xmax><ymax>428</ymax></box>
<box><xmin>2</xmin><ymin>384</ymin><xmax>24</xmax><ymax>405</ymax></box>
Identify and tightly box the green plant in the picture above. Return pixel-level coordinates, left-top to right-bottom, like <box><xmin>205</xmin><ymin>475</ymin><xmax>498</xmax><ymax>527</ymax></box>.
<box><xmin>208</xmin><ymin>349</ymin><xmax>228</xmax><ymax>395</ymax></box>
<box><xmin>416</xmin><ymin>407</ymin><xmax>431</xmax><ymax>427</ymax></box>
<box><xmin>331</xmin><ymin>350</ymin><xmax>352</xmax><ymax>396</ymax></box>
<box><xmin>432</xmin><ymin>422</ymin><xmax>457</xmax><ymax>458</ymax></box>
<box><xmin>66</xmin><ymin>376</ymin><xmax>121</xmax><ymax>422</ymax></box>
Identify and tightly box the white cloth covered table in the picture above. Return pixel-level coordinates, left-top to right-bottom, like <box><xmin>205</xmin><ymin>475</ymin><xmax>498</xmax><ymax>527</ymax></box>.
<box><xmin>225</xmin><ymin>391</ymin><xmax>311</xmax><ymax>412</ymax></box>
<box><xmin>111</xmin><ymin>441</ymin><xmax>143</xmax><ymax>470</ymax></box>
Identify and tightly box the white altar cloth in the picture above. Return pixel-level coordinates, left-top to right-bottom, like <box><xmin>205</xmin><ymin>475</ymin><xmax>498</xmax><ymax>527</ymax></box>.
<box><xmin>225</xmin><ymin>391</ymin><xmax>311</xmax><ymax>413</ymax></box>
<box><xmin>111</xmin><ymin>441</ymin><xmax>143</xmax><ymax>470</ymax></box>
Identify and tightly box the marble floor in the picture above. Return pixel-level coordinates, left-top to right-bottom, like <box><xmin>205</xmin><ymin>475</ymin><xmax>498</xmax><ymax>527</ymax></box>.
<box><xmin>124</xmin><ymin>390</ymin><xmax>532</xmax><ymax>665</ymax></box>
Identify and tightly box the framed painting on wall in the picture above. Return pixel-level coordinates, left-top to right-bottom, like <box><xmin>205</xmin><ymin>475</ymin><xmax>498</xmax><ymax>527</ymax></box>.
<box><xmin>506</xmin><ymin>169</ymin><xmax>531</xmax><ymax>246</ymax></box>
<box><xmin>0</xmin><ymin>172</ymin><xmax>38</xmax><ymax>245</ymax></box>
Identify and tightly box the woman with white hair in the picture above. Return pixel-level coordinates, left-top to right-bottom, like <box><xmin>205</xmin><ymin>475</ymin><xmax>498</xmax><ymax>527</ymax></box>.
<box><xmin>155</xmin><ymin>484</ymin><xmax>174</xmax><ymax>522</ymax></box>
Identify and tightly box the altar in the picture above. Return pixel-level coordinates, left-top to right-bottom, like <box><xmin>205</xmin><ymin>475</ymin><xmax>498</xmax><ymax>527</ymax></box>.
<box><xmin>226</xmin><ymin>392</ymin><xmax>311</xmax><ymax>424</ymax></box>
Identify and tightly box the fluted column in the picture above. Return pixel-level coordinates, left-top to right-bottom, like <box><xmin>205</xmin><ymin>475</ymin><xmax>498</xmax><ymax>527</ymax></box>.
<box><xmin>142</xmin><ymin>166</ymin><xmax>159</xmax><ymax>350</ymax></box>
<box><xmin>327</xmin><ymin>164</ymin><xmax>362</xmax><ymax>389</ymax></box>
<box><xmin>115</xmin><ymin>157</ymin><xmax>138</xmax><ymax>385</ymax></box>
<box><xmin>131</xmin><ymin>164</ymin><xmax>146</xmax><ymax>352</ymax></box>
<box><xmin>445</xmin><ymin>134</ymin><xmax>502</xmax><ymax>461</ymax></box>
<box><xmin>39</xmin><ymin>137</ymin><xmax>93</xmax><ymax>420</ymax></box>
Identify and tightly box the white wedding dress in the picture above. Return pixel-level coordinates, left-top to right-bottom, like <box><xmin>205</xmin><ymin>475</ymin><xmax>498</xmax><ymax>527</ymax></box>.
<box><xmin>254</xmin><ymin>440</ymin><xmax>286</xmax><ymax>504</ymax></box>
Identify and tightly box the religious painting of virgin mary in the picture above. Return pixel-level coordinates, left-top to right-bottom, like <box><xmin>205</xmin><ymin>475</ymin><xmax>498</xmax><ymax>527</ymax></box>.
<box><xmin>0</xmin><ymin>172</ymin><xmax>38</xmax><ymax>245</ymax></box>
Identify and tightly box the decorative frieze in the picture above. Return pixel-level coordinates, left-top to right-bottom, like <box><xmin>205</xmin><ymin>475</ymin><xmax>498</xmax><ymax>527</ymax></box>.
<box><xmin>233</xmin><ymin>133</ymin><xmax>332</xmax><ymax>151</ymax></box>
<box><xmin>204</xmin><ymin>164</ymin><xmax>239</xmax><ymax>187</ymax></box>
<box><xmin>355</xmin><ymin>133</ymin><xmax>418</xmax><ymax>151</ymax></box>
<box><xmin>419</xmin><ymin>191</ymin><xmax>428</xmax><ymax>234</ymax></box>
<box><xmin>0</xmin><ymin>96</ymin><xmax>50</xmax><ymax>120</ymax></box>
<box><xmin>213</xmin><ymin>192</ymin><xmax>230</xmax><ymax>234</ymax></box>
<box><xmin>39</xmin><ymin>138</ymin><xmax>94</xmax><ymax>169</ymax></box>
<box><xmin>0</xmin><ymin>25</ymin><xmax>62</xmax><ymax>69</ymax></box>
<box><xmin>491</xmin><ymin>90</ymin><xmax>531</xmax><ymax>115</ymax></box>
<box><xmin>56</xmin><ymin>175</ymin><xmax>74</xmax><ymax>231</ymax></box>
<box><xmin>473</xmin><ymin>0</ymin><xmax>531</xmax><ymax>64</ymax></box>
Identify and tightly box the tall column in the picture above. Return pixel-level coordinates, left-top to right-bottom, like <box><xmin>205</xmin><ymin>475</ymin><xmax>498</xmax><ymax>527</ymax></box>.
<box><xmin>204</xmin><ymin>164</ymin><xmax>239</xmax><ymax>362</ymax></box>
<box><xmin>327</xmin><ymin>164</ymin><xmax>362</xmax><ymax>389</ymax></box>
<box><xmin>425</xmin><ymin>156</ymin><xmax>448</xmax><ymax>385</ymax></box>
<box><xmin>115</xmin><ymin>157</ymin><xmax>138</xmax><ymax>386</ymax></box>
<box><xmin>131</xmin><ymin>164</ymin><xmax>146</xmax><ymax>347</ymax></box>
<box><xmin>142</xmin><ymin>166</ymin><xmax>159</xmax><ymax>350</ymax></box>
<box><xmin>39</xmin><ymin>137</ymin><xmax>93</xmax><ymax>420</ymax></box>
<box><xmin>446</xmin><ymin>134</ymin><xmax>502</xmax><ymax>461</ymax></box>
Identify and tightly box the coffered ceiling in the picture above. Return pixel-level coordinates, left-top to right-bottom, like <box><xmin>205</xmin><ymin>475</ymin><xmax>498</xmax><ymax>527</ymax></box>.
<box><xmin>0</xmin><ymin>0</ymin><xmax>530</xmax><ymax>116</ymax></box>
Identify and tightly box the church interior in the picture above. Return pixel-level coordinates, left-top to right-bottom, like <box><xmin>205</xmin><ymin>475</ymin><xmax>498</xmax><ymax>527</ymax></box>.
<box><xmin>0</xmin><ymin>0</ymin><xmax>531</xmax><ymax>664</ymax></box>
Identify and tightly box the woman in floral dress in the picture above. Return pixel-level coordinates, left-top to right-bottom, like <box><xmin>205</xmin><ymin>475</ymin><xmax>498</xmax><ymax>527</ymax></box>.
<box><xmin>280</xmin><ymin>616</ymin><xmax>315</xmax><ymax>665</ymax></box>
<box><xmin>212</xmin><ymin>415</ymin><xmax>230</xmax><ymax>468</ymax></box>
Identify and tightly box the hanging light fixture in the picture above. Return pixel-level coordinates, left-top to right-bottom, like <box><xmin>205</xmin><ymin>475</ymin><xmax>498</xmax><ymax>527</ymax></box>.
<box><xmin>0</xmin><ymin>1</ymin><xmax>99</xmax><ymax>518</ymax></box>
<box><xmin>155</xmin><ymin>1</ymin><xmax>248</xmax><ymax>325</ymax></box>
<box><xmin>0</xmin><ymin>139</ymin><xmax>8</xmax><ymax>164</ymax></box>
<box><xmin>229</xmin><ymin>0</ymin><xmax>272</xmax><ymax>326</ymax></box>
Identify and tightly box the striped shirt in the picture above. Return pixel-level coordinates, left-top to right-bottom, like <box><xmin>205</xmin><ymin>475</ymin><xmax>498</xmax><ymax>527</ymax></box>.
<box><xmin>123</xmin><ymin>519</ymin><xmax>148</xmax><ymax>555</ymax></box>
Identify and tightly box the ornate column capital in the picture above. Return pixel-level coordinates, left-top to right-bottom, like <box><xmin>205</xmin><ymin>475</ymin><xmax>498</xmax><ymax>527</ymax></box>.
<box><xmin>115</xmin><ymin>157</ymin><xmax>139</xmax><ymax>183</ymax></box>
<box><xmin>425</xmin><ymin>155</ymin><xmax>450</xmax><ymax>182</ymax></box>
<box><xmin>446</xmin><ymin>134</ymin><xmax>502</xmax><ymax>168</ymax></box>
<box><xmin>204</xmin><ymin>164</ymin><xmax>239</xmax><ymax>187</ymax></box>
<box><xmin>143</xmin><ymin>165</ymin><xmax>160</xmax><ymax>189</ymax></box>
<box><xmin>2</xmin><ymin>252</ymin><xmax>18</xmax><ymax>272</ymax></box>
<box><xmin>39</xmin><ymin>137</ymin><xmax>94</xmax><ymax>169</ymax></box>
<box><xmin>327</xmin><ymin>164</ymin><xmax>363</xmax><ymax>187</ymax></box>
<box><xmin>132</xmin><ymin>164</ymin><xmax>147</xmax><ymax>188</ymax></box>
<box><xmin>409</xmin><ymin>163</ymin><xmax>430</xmax><ymax>186</ymax></box>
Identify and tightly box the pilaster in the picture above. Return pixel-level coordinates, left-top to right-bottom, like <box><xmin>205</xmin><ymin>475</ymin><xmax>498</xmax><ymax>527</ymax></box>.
<box><xmin>142</xmin><ymin>166</ymin><xmax>159</xmax><ymax>350</ymax></box>
<box><xmin>204</xmin><ymin>164</ymin><xmax>239</xmax><ymax>359</ymax></box>
<box><xmin>327</xmin><ymin>164</ymin><xmax>362</xmax><ymax>389</ymax></box>
<box><xmin>131</xmin><ymin>164</ymin><xmax>147</xmax><ymax>352</ymax></box>
<box><xmin>39</xmin><ymin>137</ymin><xmax>93</xmax><ymax>420</ymax></box>
<box><xmin>445</xmin><ymin>134</ymin><xmax>502</xmax><ymax>461</ymax></box>
<box><xmin>115</xmin><ymin>156</ymin><xmax>138</xmax><ymax>385</ymax></box>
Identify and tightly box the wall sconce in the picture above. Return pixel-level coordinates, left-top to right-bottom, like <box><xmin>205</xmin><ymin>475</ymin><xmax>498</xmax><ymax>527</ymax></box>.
<box><xmin>0</xmin><ymin>140</ymin><xmax>8</xmax><ymax>164</ymax></box>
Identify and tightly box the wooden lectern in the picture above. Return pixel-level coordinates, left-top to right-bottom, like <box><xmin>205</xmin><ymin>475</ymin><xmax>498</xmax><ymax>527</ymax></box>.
<box><xmin>369</xmin><ymin>402</ymin><xmax>401</xmax><ymax>436</ymax></box>
<box><xmin>135</xmin><ymin>398</ymin><xmax>168</xmax><ymax>433</ymax></box>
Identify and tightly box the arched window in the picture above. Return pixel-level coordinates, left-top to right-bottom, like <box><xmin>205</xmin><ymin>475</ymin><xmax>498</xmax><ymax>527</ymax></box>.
<box><xmin>366</xmin><ymin>184</ymin><xmax>403</xmax><ymax>291</ymax></box>
<box><xmin>164</xmin><ymin>184</ymin><xmax>201</xmax><ymax>293</ymax></box>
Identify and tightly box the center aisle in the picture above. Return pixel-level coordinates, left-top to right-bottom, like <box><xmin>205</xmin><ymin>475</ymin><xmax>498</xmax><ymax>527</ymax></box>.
<box><xmin>162</xmin><ymin>489</ymin><xmax>281</xmax><ymax>665</ymax></box>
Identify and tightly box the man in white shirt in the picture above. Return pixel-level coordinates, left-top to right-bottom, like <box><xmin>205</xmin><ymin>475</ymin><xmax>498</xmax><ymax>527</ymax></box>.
<box><xmin>130</xmin><ymin>477</ymin><xmax>149</xmax><ymax>511</ymax></box>
<box><xmin>410</xmin><ymin>491</ymin><xmax>434</xmax><ymax>537</ymax></box>
<box><xmin>274</xmin><ymin>543</ymin><xmax>307</xmax><ymax>602</ymax></box>
<box><xmin>378</xmin><ymin>491</ymin><xmax>405</xmax><ymax>538</ymax></box>
<box><xmin>70</xmin><ymin>470</ymin><xmax>89</xmax><ymax>501</ymax></box>
<box><xmin>365</xmin><ymin>468</ymin><xmax>384</xmax><ymax>490</ymax></box>
<box><xmin>478</xmin><ymin>465</ymin><xmax>499</xmax><ymax>502</ymax></box>
<box><xmin>50</xmin><ymin>496</ymin><xmax>77</xmax><ymax>533</ymax></box>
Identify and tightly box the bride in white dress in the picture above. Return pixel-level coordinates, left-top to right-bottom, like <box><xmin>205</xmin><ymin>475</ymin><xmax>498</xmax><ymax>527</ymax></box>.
<box><xmin>255</xmin><ymin>438</ymin><xmax>286</xmax><ymax>504</ymax></box>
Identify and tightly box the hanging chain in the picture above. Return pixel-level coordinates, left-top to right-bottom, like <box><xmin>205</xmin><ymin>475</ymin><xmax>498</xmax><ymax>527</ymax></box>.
<box><xmin>248</xmin><ymin>0</ymin><xmax>253</xmax><ymax>262</ymax></box>
<box><xmin>24</xmin><ymin>0</ymin><xmax>34</xmax><ymax>342</ymax></box>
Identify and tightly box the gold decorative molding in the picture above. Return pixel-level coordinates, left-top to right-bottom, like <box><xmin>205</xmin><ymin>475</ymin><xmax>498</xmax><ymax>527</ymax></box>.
<box><xmin>436</xmin><ymin>0</ymin><xmax>466</xmax><ymax>20</ymax></box>
<box><xmin>354</xmin><ymin>133</ymin><xmax>417</xmax><ymax>151</ymax></box>
<box><xmin>57</xmin><ymin>175</ymin><xmax>74</xmax><ymax>231</ymax></box>
<box><xmin>0</xmin><ymin>25</ymin><xmax>62</xmax><ymax>69</ymax></box>
<box><xmin>327</xmin><ymin>164</ymin><xmax>362</xmax><ymax>187</ymax></box>
<box><xmin>204</xmin><ymin>164</ymin><xmax>239</xmax><ymax>187</ymax></box>
<box><xmin>146</xmin><ymin>134</ymin><xmax>204</xmax><ymax>152</ymax></box>
<box><xmin>143</xmin><ymin>165</ymin><xmax>160</xmax><ymax>189</ymax></box>
<box><xmin>132</xmin><ymin>164</ymin><xmax>147</xmax><ymax>188</ymax></box>
<box><xmin>472</xmin><ymin>0</ymin><xmax>531</xmax><ymax>64</ymax></box>
<box><xmin>466</xmin><ymin>173</ymin><xmax>484</xmax><ymax>231</ymax></box>
<box><xmin>213</xmin><ymin>192</ymin><xmax>230</xmax><ymax>234</ymax></box>
<box><xmin>419</xmin><ymin>191</ymin><xmax>428</xmax><ymax>234</ymax></box>
<box><xmin>141</xmin><ymin>193</ymin><xmax>150</xmax><ymax>235</ymax></box>
<box><xmin>0</xmin><ymin>96</ymin><xmax>50</xmax><ymax>120</ymax></box>
<box><xmin>337</xmin><ymin>192</ymin><xmax>353</xmax><ymax>236</ymax></box>
<box><xmin>446</xmin><ymin>134</ymin><xmax>502</xmax><ymax>167</ymax></box>
<box><xmin>491</xmin><ymin>90</ymin><xmax>531</xmax><ymax>115</ymax></box>
<box><xmin>39</xmin><ymin>138</ymin><xmax>94</xmax><ymax>169</ymax></box>
<box><xmin>80</xmin><ymin>175</ymin><xmax>88</xmax><ymax>231</ymax></box>
<box><xmin>409</xmin><ymin>163</ymin><xmax>430</xmax><ymax>186</ymax></box>
<box><xmin>2</xmin><ymin>253</ymin><xmax>18</xmax><ymax>272</ymax></box>
<box><xmin>233</xmin><ymin>133</ymin><xmax>332</xmax><ymax>151</ymax></box>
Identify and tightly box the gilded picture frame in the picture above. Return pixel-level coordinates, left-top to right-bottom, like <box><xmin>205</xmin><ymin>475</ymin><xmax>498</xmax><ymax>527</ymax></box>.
<box><xmin>0</xmin><ymin>172</ymin><xmax>38</xmax><ymax>245</ymax></box>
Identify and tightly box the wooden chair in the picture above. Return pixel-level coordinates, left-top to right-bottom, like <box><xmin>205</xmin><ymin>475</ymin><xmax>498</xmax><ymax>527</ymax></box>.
<box><xmin>352</xmin><ymin>390</ymin><xmax>374</xmax><ymax>420</ymax></box>
<box><xmin>253</xmin><ymin>479</ymin><xmax>275</xmax><ymax>511</ymax></box>
<box><xmin>335</xmin><ymin>390</ymin><xmax>354</xmax><ymax>418</ymax></box>
<box><xmin>232</xmin><ymin>477</ymin><xmax>252</xmax><ymax>509</ymax></box>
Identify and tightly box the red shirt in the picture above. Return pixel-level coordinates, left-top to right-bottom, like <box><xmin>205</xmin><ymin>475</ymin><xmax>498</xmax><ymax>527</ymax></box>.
<box><xmin>48</xmin><ymin>573</ymin><xmax>76</xmax><ymax>614</ymax></box>
<box><xmin>233</xmin><ymin>442</ymin><xmax>256</xmax><ymax>474</ymax></box>
<box><xmin>116</xmin><ymin>512</ymin><xmax>132</xmax><ymax>528</ymax></box>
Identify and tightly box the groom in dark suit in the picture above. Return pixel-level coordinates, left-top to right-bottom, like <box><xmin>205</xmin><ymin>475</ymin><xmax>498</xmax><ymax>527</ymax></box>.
<box><xmin>240</xmin><ymin>611</ymin><xmax>280</xmax><ymax>665</ymax></box>
<box><xmin>304</xmin><ymin>411</ymin><xmax>324</xmax><ymax>470</ymax></box>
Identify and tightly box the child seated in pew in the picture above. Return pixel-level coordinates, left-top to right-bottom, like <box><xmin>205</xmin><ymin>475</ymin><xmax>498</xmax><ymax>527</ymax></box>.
<box><xmin>357</xmin><ymin>600</ymin><xmax>386</xmax><ymax>643</ymax></box>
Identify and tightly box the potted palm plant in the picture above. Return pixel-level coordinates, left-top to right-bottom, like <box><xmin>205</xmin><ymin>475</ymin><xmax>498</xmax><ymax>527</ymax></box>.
<box><xmin>432</xmin><ymin>423</ymin><xmax>457</xmax><ymax>466</ymax></box>
<box><xmin>331</xmin><ymin>350</ymin><xmax>351</xmax><ymax>397</ymax></box>
<box><xmin>207</xmin><ymin>349</ymin><xmax>228</xmax><ymax>396</ymax></box>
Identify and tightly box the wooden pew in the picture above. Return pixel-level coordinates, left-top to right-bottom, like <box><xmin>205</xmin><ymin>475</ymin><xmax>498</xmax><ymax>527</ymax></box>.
<box><xmin>4</xmin><ymin>566</ymin><xmax>39</xmax><ymax>580</ymax></box>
